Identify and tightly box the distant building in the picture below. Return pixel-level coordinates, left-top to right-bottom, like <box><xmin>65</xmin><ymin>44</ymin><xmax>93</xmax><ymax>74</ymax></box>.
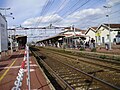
<box><xmin>62</xmin><ymin>27</ymin><xmax>86</xmax><ymax>36</ymax></box>
<box><xmin>0</xmin><ymin>13</ymin><xmax>8</xmax><ymax>52</ymax></box>
<box><xmin>85</xmin><ymin>27</ymin><xmax>97</xmax><ymax>42</ymax></box>
<box><xmin>36</xmin><ymin>27</ymin><xmax>87</xmax><ymax>48</ymax></box>
<box><xmin>85</xmin><ymin>24</ymin><xmax>120</xmax><ymax>45</ymax></box>
<box><xmin>95</xmin><ymin>24</ymin><xmax>120</xmax><ymax>45</ymax></box>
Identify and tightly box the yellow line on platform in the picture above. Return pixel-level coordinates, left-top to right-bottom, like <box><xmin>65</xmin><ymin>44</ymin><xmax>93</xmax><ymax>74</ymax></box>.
<box><xmin>0</xmin><ymin>59</ymin><xmax>17</xmax><ymax>82</ymax></box>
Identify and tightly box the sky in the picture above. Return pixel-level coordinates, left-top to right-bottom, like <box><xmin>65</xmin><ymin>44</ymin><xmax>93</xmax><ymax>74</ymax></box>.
<box><xmin>0</xmin><ymin>0</ymin><xmax>120</xmax><ymax>42</ymax></box>
<box><xmin>0</xmin><ymin>0</ymin><xmax>120</xmax><ymax>29</ymax></box>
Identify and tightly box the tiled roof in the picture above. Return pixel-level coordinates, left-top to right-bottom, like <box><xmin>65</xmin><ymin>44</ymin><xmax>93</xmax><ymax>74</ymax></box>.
<box><xmin>91</xmin><ymin>27</ymin><xmax>97</xmax><ymax>30</ymax></box>
<box><xmin>15</xmin><ymin>35</ymin><xmax>27</xmax><ymax>38</ymax></box>
<box><xmin>81</xmin><ymin>30</ymin><xmax>86</xmax><ymax>34</ymax></box>
<box><xmin>63</xmin><ymin>27</ymin><xmax>86</xmax><ymax>34</ymax></box>
<box><xmin>64</xmin><ymin>27</ymin><xmax>83</xmax><ymax>31</ymax></box>
<box><xmin>104</xmin><ymin>24</ymin><xmax>120</xmax><ymax>28</ymax></box>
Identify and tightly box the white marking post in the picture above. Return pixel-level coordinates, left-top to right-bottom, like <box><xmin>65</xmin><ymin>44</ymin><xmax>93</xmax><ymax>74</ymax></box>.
<box><xmin>26</xmin><ymin>45</ymin><xmax>31</xmax><ymax>90</ymax></box>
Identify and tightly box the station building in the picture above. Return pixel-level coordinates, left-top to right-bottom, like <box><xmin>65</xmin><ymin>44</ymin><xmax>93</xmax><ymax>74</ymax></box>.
<box><xmin>36</xmin><ymin>27</ymin><xmax>87</xmax><ymax>48</ymax></box>
<box><xmin>95</xmin><ymin>24</ymin><xmax>120</xmax><ymax>45</ymax></box>
<box><xmin>0</xmin><ymin>13</ymin><xmax>8</xmax><ymax>53</ymax></box>
<box><xmin>85</xmin><ymin>24</ymin><xmax>120</xmax><ymax>46</ymax></box>
<box><xmin>36</xmin><ymin>23</ymin><xmax>120</xmax><ymax>49</ymax></box>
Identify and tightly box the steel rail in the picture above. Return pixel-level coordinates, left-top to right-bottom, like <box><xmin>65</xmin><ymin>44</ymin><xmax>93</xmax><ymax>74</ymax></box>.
<box><xmin>45</xmin><ymin>48</ymin><xmax>120</xmax><ymax>72</ymax></box>
<box><xmin>31</xmin><ymin>47</ymin><xmax>120</xmax><ymax>90</ymax></box>
<box><xmin>31</xmin><ymin>50</ymin><xmax>74</xmax><ymax>90</ymax></box>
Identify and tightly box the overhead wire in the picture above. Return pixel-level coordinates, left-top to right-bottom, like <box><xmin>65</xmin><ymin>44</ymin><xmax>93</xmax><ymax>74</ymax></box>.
<box><xmin>31</xmin><ymin>0</ymin><xmax>51</xmax><ymax>39</ymax></box>
<box><xmin>36</xmin><ymin>0</ymin><xmax>56</xmax><ymax>26</ymax></box>
<box><xmin>36</xmin><ymin>0</ymin><xmax>77</xmax><ymax>26</ymax></box>
<box><xmin>52</xmin><ymin>0</ymin><xmax>119</xmax><ymax>29</ymax></box>
<box><xmin>46</xmin><ymin>0</ymin><xmax>70</xmax><ymax>24</ymax></box>
<box><xmin>34</xmin><ymin>0</ymin><xmax>53</xmax><ymax>28</ymax></box>
<box><xmin>68</xmin><ymin>0</ymin><xmax>103</xmax><ymax>26</ymax></box>
<box><xmin>36</xmin><ymin>0</ymin><xmax>84</xmax><ymax>26</ymax></box>
<box><xmin>32</xmin><ymin>0</ymin><xmax>119</xmax><ymax>33</ymax></box>
<box><xmin>53</xmin><ymin>0</ymin><xmax>91</xmax><ymax>25</ymax></box>
<box><xmin>33</xmin><ymin>0</ymin><xmax>71</xmax><ymax>38</ymax></box>
<box><xmin>76</xmin><ymin>2</ymin><xmax>120</xmax><ymax>29</ymax></box>
<box><xmin>79</xmin><ymin>12</ymin><xmax>120</xmax><ymax>29</ymax></box>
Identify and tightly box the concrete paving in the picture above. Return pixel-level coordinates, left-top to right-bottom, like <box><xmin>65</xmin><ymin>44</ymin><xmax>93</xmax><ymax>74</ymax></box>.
<box><xmin>0</xmin><ymin>49</ymin><xmax>53</xmax><ymax>90</ymax></box>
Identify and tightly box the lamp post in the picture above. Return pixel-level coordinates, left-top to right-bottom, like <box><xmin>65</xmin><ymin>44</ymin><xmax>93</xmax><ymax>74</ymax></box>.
<box><xmin>0</xmin><ymin>7</ymin><xmax>10</xmax><ymax>16</ymax></box>
<box><xmin>0</xmin><ymin>7</ymin><xmax>15</xmax><ymax>53</ymax></box>
<box><xmin>4</xmin><ymin>15</ymin><xmax>15</xmax><ymax>19</ymax></box>
<box><xmin>103</xmin><ymin>5</ymin><xmax>112</xmax><ymax>50</ymax></box>
<box><xmin>0</xmin><ymin>7</ymin><xmax>14</xmax><ymax>19</ymax></box>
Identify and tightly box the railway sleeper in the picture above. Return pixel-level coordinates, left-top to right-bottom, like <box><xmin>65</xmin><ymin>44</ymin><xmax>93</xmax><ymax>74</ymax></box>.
<box><xmin>54</xmin><ymin>70</ymin><xmax>73</xmax><ymax>75</ymax></box>
<box><xmin>32</xmin><ymin>48</ymin><xmax>120</xmax><ymax>90</ymax></box>
<box><xmin>71</xmin><ymin>83</ymin><xmax>101</xmax><ymax>90</ymax></box>
<box><xmin>63</xmin><ymin>76</ymin><xmax>87</xmax><ymax>81</ymax></box>
<box><xmin>54</xmin><ymin>70</ymin><xmax>72</xmax><ymax>74</ymax></box>
<box><xmin>73</xmin><ymin>82</ymin><xmax>113</xmax><ymax>90</ymax></box>
<box><xmin>60</xmin><ymin>73</ymin><xmax>80</xmax><ymax>78</ymax></box>
<box><xmin>67</xmin><ymin>78</ymin><xmax>91</xmax><ymax>84</ymax></box>
<box><xmin>94</xmin><ymin>77</ymin><xmax>120</xmax><ymax>87</ymax></box>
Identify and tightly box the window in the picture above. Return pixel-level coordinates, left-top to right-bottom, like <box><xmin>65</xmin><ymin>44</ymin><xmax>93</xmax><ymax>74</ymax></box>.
<box><xmin>107</xmin><ymin>34</ymin><xmax>109</xmax><ymax>39</ymax></box>
<box><xmin>0</xmin><ymin>23</ymin><xmax>5</xmax><ymax>28</ymax></box>
<box><xmin>95</xmin><ymin>36</ymin><xmax>97</xmax><ymax>42</ymax></box>
<box><xmin>98</xmin><ymin>36</ymin><xmax>101</xmax><ymax>41</ymax></box>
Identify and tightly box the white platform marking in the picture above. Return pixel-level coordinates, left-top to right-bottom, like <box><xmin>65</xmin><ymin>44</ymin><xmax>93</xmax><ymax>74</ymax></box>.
<box><xmin>24</xmin><ymin>69</ymin><xmax>35</xmax><ymax>72</ymax></box>
<box><xmin>0</xmin><ymin>64</ymin><xmax>38</xmax><ymax>69</ymax></box>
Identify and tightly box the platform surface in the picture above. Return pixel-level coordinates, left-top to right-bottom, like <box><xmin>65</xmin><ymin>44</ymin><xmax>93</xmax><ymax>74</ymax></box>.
<box><xmin>0</xmin><ymin>50</ymin><xmax>52</xmax><ymax>90</ymax></box>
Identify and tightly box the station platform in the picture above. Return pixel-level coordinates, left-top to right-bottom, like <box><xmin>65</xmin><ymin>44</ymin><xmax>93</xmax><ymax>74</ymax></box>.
<box><xmin>0</xmin><ymin>49</ymin><xmax>54</xmax><ymax>90</ymax></box>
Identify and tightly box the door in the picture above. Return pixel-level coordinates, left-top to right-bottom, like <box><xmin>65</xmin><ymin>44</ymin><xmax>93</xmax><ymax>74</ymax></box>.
<box><xmin>102</xmin><ymin>37</ymin><xmax>105</xmax><ymax>44</ymax></box>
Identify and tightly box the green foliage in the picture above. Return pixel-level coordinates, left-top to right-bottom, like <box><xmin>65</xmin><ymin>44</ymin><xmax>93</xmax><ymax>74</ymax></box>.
<box><xmin>79</xmin><ymin>48</ymin><xmax>85</xmax><ymax>51</ymax></box>
<box><xmin>115</xmin><ymin>57</ymin><xmax>120</xmax><ymax>61</ymax></box>
<box><xmin>91</xmin><ymin>48</ymin><xmax>96</xmax><ymax>52</ymax></box>
<box><xmin>99</xmin><ymin>55</ymin><xmax>106</xmax><ymax>59</ymax></box>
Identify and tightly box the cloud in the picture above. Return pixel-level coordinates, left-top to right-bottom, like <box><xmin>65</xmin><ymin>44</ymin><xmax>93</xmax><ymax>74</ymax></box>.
<box><xmin>107</xmin><ymin>0</ymin><xmax>120</xmax><ymax>6</ymax></box>
<box><xmin>5</xmin><ymin>0</ymin><xmax>119</xmax><ymax>30</ymax></box>
<box><xmin>5</xmin><ymin>0</ymin><xmax>47</xmax><ymax>26</ymax></box>
<box><xmin>67</xmin><ymin>8</ymin><xmax>103</xmax><ymax>19</ymax></box>
<box><xmin>57</xmin><ymin>8</ymin><xmax>104</xmax><ymax>26</ymax></box>
<box><xmin>22</xmin><ymin>14</ymin><xmax>63</xmax><ymax>26</ymax></box>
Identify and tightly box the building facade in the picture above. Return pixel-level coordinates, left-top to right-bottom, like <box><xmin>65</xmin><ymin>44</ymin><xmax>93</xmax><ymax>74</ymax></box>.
<box><xmin>95</xmin><ymin>24</ymin><xmax>120</xmax><ymax>45</ymax></box>
<box><xmin>0</xmin><ymin>13</ymin><xmax>8</xmax><ymax>52</ymax></box>
<box><xmin>85</xmin><ymin>27</ymin><xmax>97</xmax><ymax>43</ymax></box>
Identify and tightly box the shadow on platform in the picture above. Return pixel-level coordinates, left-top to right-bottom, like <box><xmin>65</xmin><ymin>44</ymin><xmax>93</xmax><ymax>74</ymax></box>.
<box><xmin>0</xmin><ymin>64</ymin><xmax>8</xmax><ymax>72</ymax></box>
<box><xmin>9</xmin><ymin>54</ymin><xmax>24</xmax><ymax>59</ymax></box>
<box><xmin>0</xmin><ymin>54</ymin><xmax>24</xmax><ymax>62</ymax></box>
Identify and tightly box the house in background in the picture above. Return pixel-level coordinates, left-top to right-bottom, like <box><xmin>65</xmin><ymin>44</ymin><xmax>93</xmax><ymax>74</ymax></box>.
<box><xmin>60</xmin><ymin>27</ymin><xmax>87</xmax><ymax>48</ymax></box>
<box><xmin>95</xmin><ymin>24</ymin><xmax>120</xmax><ymax>45</ymax></box>
<box><xmin>85</xmin><ymin>27</ymin><xmax>97</xmax><ymax>43</ymax></box>
<box><xmin>62</xmin><ymin>27</ymin><xmax>86</xmax><ymax>36</ymax></box>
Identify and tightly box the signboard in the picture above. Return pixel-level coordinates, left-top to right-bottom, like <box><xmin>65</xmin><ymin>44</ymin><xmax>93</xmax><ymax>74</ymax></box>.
<box><xmin>0</xmin><ymin>14</ymin><xmax>8</xmax><ymax>52</ymax></box>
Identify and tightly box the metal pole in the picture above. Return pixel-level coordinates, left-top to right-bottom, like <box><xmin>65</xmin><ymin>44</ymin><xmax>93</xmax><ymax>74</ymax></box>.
<box><xmin>0</xmin><ymin>52</ymin><xmax>1</xmax><ymax>59</ymax></box>
<box><xmin>73</xmin><ymin>25</ymin><xmax>77</xmax><ymax>48</ymax></box>
<box><xmin>26</xmin><ymin>45</ymin><xmax>30</xmax><ymax>90</ymax></box>
<box><xmin>0</xmin><ymin>8</ymin><xmax>10</xmax><ymax>15</ymax></box>
<box><xmin>70</xmin><ymin>25</ymin><xmax>72</xmax><ymax>30</ymax></box>
<box><xmin>10</xmin><ymin>35</ymin><xmax>13</xmax><ymax>53</ymax></box>
<box><xmin>104</xmin><ymin>5</ymin><xmax>112</xmax><ymax>50</ymax></box>
<box><xmin>108</xmin><ymin>15</ymin><xmax>112</xmax><ymax>50</ymax></box>
<box><xmin>73</xmin><ymin>25</ymin><xmax>75</xmax><ymax>35</ymax></box>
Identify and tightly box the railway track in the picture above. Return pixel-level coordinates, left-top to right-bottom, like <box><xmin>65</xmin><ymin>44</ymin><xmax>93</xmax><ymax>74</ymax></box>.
<box><xmin>30</xmin><ymin>47</ymin><xmax>120</xmax><ymax>90</ymax></box>
<box><xmin>48</xmin><ymin>47</ymin><xmax>120</xmax><ymax>63</ymax></box>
